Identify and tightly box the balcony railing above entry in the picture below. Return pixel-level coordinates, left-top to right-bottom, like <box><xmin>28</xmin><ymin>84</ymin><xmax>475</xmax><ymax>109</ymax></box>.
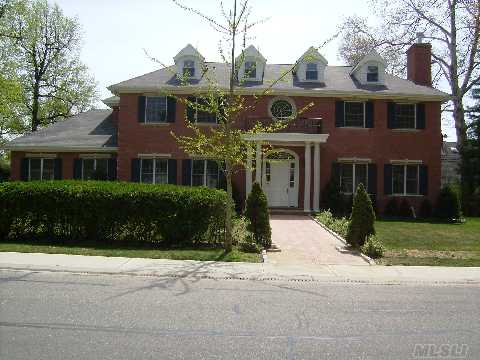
<box><xmin>239</xmin><ymin>116</ymin><xmax>323</xmax><ymax>134</ymax></box>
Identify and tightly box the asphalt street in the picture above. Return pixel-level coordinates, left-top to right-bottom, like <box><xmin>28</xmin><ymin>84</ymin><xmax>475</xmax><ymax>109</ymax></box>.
<box><xmin>1</xmin><ymin>269</ymin><xmax>479</xmax><ymax>359</ymax></box>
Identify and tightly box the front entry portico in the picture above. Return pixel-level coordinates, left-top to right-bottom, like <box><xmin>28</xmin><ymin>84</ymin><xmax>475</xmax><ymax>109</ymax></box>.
<box><xmin>244</xmin><ymin>132</ymin><xmax>329</xmax><ymax>212</ymax></box>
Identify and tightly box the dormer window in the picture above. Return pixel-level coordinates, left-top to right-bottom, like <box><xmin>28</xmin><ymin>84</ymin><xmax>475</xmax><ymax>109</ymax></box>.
<box><xmin>367</xmin><ymin>65</ymin><xmax>379</xmax><ymax>82</ymax></box>
<box><xmin>306</xmin><ymin>63</ymin><xmax>318</xmax><ymax>80</ymax></box>
<box><xmin>245</xmin><ymin>61</ymin><xmax>256</xmax><ymax>79</ymax></box>
<box><xmin>183</xmin><ymin>60</ymin><xmax>195</xmax><ymax>77</ymax></box>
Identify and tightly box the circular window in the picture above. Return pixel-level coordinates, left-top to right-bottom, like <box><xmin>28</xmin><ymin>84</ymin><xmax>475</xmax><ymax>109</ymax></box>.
<box><xmin>269</xmin><ymin>98</ymin><xmax>296</xmax><ymax>120</ymax></box>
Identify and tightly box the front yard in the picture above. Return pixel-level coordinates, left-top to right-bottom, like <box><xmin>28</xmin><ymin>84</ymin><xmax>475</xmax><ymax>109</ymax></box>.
<box><xmin>375</xmin><ymin>218</ymin><xmax>480</xmax><ymax>266</ymax></box>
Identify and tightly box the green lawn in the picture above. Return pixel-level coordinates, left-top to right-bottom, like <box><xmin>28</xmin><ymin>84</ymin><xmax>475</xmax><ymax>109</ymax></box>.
<box><xmin>0</xmin><ymin>242</ymin><xmax>261</xmax><ymax>263</ymax></box>
<box><xmin>375</xmin><ymin>217</ymin><xmax>480</xmax><ymax>266</ymax></box>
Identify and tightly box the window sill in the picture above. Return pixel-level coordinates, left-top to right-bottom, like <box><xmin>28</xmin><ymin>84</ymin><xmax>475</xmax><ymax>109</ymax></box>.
<box><xmin>391</xmin><ymin>128</ymin><xmax>419</xmax><ymax>132</ymax></box>
<box><xmin>338</xmin><ymin>126</ymin><xmax>370</xmax><ymax>130</ymax></box>
<box><xmin>140</xmin><ymin>122</ymin><xmax>170</xmax><ymax>126</ymax></box>
<box><xmin>194</xmin><ymin>122</ymin><xmax>219</xmax><ymax>127</ymax></box>
<box><xmin>389</xmin><ymin>194</ymin><xmax>424</xmax><ymax>197</ymax></box>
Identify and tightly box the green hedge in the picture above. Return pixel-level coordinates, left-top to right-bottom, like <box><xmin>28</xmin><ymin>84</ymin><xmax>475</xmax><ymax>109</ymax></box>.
<box><xmin>0</xmin><ymin>181</ymin><xmax>227</xmax><ymax>246</ymax></box>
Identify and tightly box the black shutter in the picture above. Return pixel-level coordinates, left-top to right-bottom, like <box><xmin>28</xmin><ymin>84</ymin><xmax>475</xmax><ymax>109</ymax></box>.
<box><xmin>108</xmin><ymin>158</ymin><xmax>117</xmax><ymax>181</ymax></box>
<box><xmin>419</xmin><ymin>164</ymin><xmax>428</xmax><ymax>195</ymax></box>
<box><xmin>335</xmin><ymin>101</ymin><xmax>344</xmax><ymax>127</ymax></box>
<box><xmin>384</xmin><ymin>164</ymin><xmax>392</xmax><ymax>195</ymax></box>
<box><xmin>131</xmin><ymin>158</ymin><xmax>140</xmax><ymax>182</ymax></box>
<box><xmin>73</xmin><ymin>159</ymin><xmax>82</xmax><ymax>180</ymax></box>
<box><xmin>365</xmin><ymin>101</ymin><xmax>374</xmax><ymax>128</ymax></box>
<box><xmin>167</xmin><ymin>96</ymin><xmax>176</xmax><ymax>123</ymax></box>
<box><xmin>331</xmin><ymin>161</ymin><xmax>340</xmax><ymax>184</ymax></box>
<box><xmin>54</xmin><ymin>158</ymin><xmax>62</xmax><ymax>180</ymax></box>
<box><xmin>20</xmin><ymin>158</ymin><xmax>29</xmax><ymax>181</ymax></box>
<box><xmin>168</xmin><ymin>159</ymin><xmax>177</xmax><ymax>184</ymax></box>
<box><xmin>182</xmin><ymin>159</ymin><xmax>192</xmax><ymax>186</ymax></box>
<box><xmin>416</xmin><ymin>103</ymin><xmax>426</xmax><ymax>129</ymax></box>
<box><xmin>387</xmin><ymin>102</ymin><xmax>396</xmax><ymax>129</ymax></box>
<box><xmin>186</xmin><ymin>96</ymin><xmax>196</xmax><ymax>123</ymax></box>
<box><xmin>138</xmin><ymin>96</ymin><xmax>146</xmax><ymax>123</ymax></box>
<box><xmin>218</xmin><ymin>161</ymin><xmax>226</xmax><ymax>190</ymax></box>
<box><xmin>368</xmin><ymin>163</ymin><xmax>377</xmax><ymax>194</ymax></box>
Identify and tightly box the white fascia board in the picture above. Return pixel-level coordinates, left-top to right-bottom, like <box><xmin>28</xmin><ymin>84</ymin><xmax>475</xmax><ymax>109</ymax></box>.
<box><xmin>4</xmin><ymin>146</ymin><xmax>118</xmax><ymax>153</ymax></box>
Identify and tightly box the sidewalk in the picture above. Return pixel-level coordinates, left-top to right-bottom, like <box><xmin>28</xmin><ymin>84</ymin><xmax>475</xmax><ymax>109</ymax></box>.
<box><xmin>1</xmin><ymin>252</ymin><xmax>480</xmax><ymax>284</ymax></box>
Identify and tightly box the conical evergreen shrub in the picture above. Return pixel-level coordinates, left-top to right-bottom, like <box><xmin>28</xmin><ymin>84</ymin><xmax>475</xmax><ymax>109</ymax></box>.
<box><xmin>346</xmin><ymin>183</ymin><xmax>375</xmax><ymax>247</ymax></box>
<box><xmin>245</xmin><ymin>182</ymin><xmax>272</xmax><ymax>248</ymax></box>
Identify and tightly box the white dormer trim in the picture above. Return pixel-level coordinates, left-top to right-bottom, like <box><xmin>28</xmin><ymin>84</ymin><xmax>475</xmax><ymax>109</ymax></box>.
<box><xmin>295</xmin><ymin>46</ymin><xmax>328</xmax><ymax>83</ymax></box>
<box><xmin>236</xmin><ymin>45</ymin><xmax>266</xmax><ymax>82</ymax></box>
<box><xmin>174</xmin><ymin>44</ymin><xmax>205</xmax><ymax>81</ymax></box>
<box><xmin>350</xmin><ymin>50</ymin><xmax>387</xmax><ymax>86</ymax></box>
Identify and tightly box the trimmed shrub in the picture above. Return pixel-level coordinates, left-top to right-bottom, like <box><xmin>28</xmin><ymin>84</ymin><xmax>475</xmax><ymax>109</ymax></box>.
<box><xmin>398</xmin><ymin>198</ymin><xmax>414</xmax><ymax>219</ymax></box>
<box><xmin>346</xmin><ymin>183</ymin><xmax>375</xmax><ymax>247</ymax></box>
<box><xmin>238</xmin><ymin>235</ymin><xmax>261</xmax><ymax>253</ymax></box>
<box><xmin>383</xmin><ymin>197</ymin><xmax>399</xmax><ymax>217</ymax></box>
<box><xmin>361</xmin><ymin>235</ymin><xmax>385</xmax><ymax>259</ymax></box>
<box><xmin>245</xmin><ymin>182</ymin><xmax>272</xmax><ymax>248</ymax></box>
<box><xmin>419</xmin><ymin>198</ymin><xmax>433</xmax><ymax>219</ymax></box>
<box><xmin>434</xmin><ymin>185</ymin><xmax>462</xmax><ymax>222</ymax></box>
<box><xmin>0</xmin><ymin>181</ymin><xmax>227</xmax><ymax>245</ymax></box>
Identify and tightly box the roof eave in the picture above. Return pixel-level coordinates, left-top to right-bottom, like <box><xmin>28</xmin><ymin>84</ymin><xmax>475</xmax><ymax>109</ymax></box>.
<box><xmin>4</xmin><ymin>145</ymin><xmax>119</xmax><ymax>153</ymax></box>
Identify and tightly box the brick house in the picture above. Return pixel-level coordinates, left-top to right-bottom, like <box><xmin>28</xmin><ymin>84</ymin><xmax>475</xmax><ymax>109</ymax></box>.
<box><xmin>5</xmin><ymin>39</ymin><xmax>449</xmax><ymax>213</ymax></box>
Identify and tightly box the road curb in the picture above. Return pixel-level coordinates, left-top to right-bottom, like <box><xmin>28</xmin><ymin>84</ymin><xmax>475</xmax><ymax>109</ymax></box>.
<box><xmin>310</xmin><ymin>216</ymin><xmax>375</xmax><ymax>265</ymax></box>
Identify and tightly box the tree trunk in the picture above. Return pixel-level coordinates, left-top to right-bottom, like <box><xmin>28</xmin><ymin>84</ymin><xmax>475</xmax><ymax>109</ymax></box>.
<box><xmin>31</xmin><ymin>80</ymin><xmax>40</xmax><ymax>132</ymax></box>
<box><xmin>453</xmin><ymin>97</ymin><xmax>467</xmax><ymax>151</ymax></box>
<box><xmin>224</xmin><ymin>161</ymin><xmax>233</xmax><ymax>252</ymax></box>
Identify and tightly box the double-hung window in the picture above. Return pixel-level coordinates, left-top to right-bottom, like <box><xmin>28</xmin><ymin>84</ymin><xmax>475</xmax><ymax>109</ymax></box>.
<box><xmin>82</xmin><ymin>158</ymin><xmax>109</xmax><ymax>180</ymax></box>
<box><xmin>244</xmin><ymin>61</ymin><xmax>256</xmax><ymax>79</ymax></box>
<box><xmin>188</xmin><ymin>97</ymin><xmax>217</xmax><ymax>124</ymax></box>
<box><xmin>340</xmin><ymin>163</ymin><xmax>368</xmax><ymax>194</ymax></box>
<box><xmin>367</xmin><ymin>65</ymin><xmax>379</xmax><ymax>82</ymax></box>
<box><xmin>392</xmin><ymin>164</ymin><xmax>419</xmax><ymax>195</ymax></box>
<box><xmin>191</xmin><ymin>159</ymin><xmax>219</xmax><ymax>188</ymax></box>
<box><xmin>140</xmin><ymin>158</ymin><xmax>168</xmax><ymax>184</ymax></box>
<box><xmin>395</xmin><ymin>104</ymin><xmax>416</xmax><ymax>129</ymax></box>
<box><xmin>306</xmin><ymin>63</ymin><xmax>318</xmax><ymax>80</ymax></box>
<box><xmin>183</xmin><ymin>60</ymin><xmax>195</xmax><ymax>77</ymax></box>
<box><xmin>344</xmin><ymin>102</ymin><xmax>365</xmax><ymax>127</ymax></box>
<box><xmin>29</xmin><ymin>158</ymin><xmax>55</xmax><ymax>181</ymax></box>
<box><xmin>145</xmin><ymin>96</ymin><xmax>167</xmax><ymax>123</ymax></box>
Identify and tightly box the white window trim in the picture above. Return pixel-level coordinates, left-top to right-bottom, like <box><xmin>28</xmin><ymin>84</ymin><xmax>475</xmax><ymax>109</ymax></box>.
<box><xmin>139</xmin><ymin>158</ymin><xmax>168</xmax><ymax>184</ymax></box>
<box><xmin>391</xmin><ymin>164</ymin><xmax>420</xmax><ymax>196</ymax></box>
<box><xmin>28</xmin><ymin>158</ymin><xmax>54</xmax><ymax>181</ymax></box>
<box><xmin>394</xmin><ymin>103</ymin><xmax>417</xmax><ymax>130</ymax></box>
<box><xmin>25</xmin><ymin>153</ymin><xmax>57</xmax><ymax>158</ymax></box>
<box><xmin>79</xmin><ymin>154</ymin><xmax>111</xmax><ymax>159</ymax></box>
<box><xmin>191</xmin><ymin>159</ymin><xmax>220</xmax><ymax>187</ymax></box>
<box><xmin>183</xmin><ymin>60</ymin><xmax>195</xmax><ymax>77</ymax></box>
<box><xmin>367</xmin><ymin>65</ymin><xmax>379</xmax><ymax>83</ymax></box>
<box><xmin>305</xmin><ymin>63</ymin><xmax>318</xmax><ymax>80</ymax></box>
<box><xmin>145</xmin><ymin>96</ymin><xmax>168</xmax><ymax>123</ymax></box>
<box><xmin>339</xmin><ymin>162</ymin><xmax>369</xmax><ymax>195</ymax></box>
<box><xmin>244</xmin><ymin>61</ymin><xmax>257</xmax><ymax>79</ymax></box>
<box><xmin>343</xmin><ymin>101</ymin><xmax>366</xmax><ymax>128</ymax></box>
<box><xmin>268</xmin><ymin>96</ymin><xmax>297</xmax><ymax>120</ymax></box>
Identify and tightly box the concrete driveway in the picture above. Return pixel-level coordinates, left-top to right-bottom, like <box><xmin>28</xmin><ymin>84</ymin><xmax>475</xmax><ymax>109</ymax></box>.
<box><xmin>268</xmin><ymin>215</ymin><xmax>369</xmax><ymax>266</ymax></box>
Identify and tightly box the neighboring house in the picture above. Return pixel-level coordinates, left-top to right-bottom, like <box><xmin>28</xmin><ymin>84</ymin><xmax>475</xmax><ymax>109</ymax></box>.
<box><xmin>5</xmin><ymin>38</ymin><xmax>449</xmax><ymax>214</ymax></box>
<box><xmin>441</xmin><ymin>141</ymin><xmax>461</xmax><ymax>187</ymax></box>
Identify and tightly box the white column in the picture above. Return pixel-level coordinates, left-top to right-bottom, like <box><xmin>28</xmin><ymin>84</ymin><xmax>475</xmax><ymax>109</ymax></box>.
<box><xmin>255</xmin><ymin>141</ymin><xmax>262</xmax><ymax>185</ymax></box>
<box><xmin>304</xmin><ymin>142</ymin><xmax>311</xmax><ymax>212</ymax></box>
<box><xmin>246</xmin><ymin>144</ymin><xmax>253</xmax><ymax>195</ymax></box>
<box><xmin>313</xmin><ymin>143</ymin><xmax>320</xmax><ymax>212</ymax></box>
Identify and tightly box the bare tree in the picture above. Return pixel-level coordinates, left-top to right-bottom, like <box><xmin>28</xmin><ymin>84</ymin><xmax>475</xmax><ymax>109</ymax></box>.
<box><xmin>148</xmin><ymin>0</ymin><xmax>317</xmax><ymax>251</ymax></box>
<box><xmin>338</xmin><ymin>0</ymin><xmax>480</xmax><ymax>151</ymax></box>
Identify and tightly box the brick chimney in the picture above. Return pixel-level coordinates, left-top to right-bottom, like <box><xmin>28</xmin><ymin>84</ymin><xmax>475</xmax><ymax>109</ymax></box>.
<box><xmin>407</xmin><ymin>32</ymin><xmax>432</xmax><ymax>87</ymax></box>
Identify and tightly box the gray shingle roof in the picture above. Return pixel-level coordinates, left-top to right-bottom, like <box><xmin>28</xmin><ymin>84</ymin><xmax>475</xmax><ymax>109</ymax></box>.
<box><xmin>6</xmin><ymin>110</ymin><xmax>117</xmax><ymax>150</ymax></box>
<box><xmin>108</xmin><ymin>62</ymin><xmax>449</xmax><ymax>100</ymax></box>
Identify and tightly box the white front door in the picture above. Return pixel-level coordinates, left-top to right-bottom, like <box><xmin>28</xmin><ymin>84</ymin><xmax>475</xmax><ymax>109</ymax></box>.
<box><xmin>263</xmin><ymin>158</ymin><xmax>298</xmax><ymax>208</ymax></box>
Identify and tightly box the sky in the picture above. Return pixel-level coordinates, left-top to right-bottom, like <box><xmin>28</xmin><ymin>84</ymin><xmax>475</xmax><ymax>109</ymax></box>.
<box><xmin>53</xmin><ymin>0</ymin><xmax>456</xmax><ymax>140</ymax></box>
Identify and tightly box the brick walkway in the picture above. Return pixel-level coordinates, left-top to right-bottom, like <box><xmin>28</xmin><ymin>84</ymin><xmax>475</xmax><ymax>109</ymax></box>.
<box><xmin>268</xmin><ymin>215</ymin><xmax>369</xmax><ymax>266</ymax></box>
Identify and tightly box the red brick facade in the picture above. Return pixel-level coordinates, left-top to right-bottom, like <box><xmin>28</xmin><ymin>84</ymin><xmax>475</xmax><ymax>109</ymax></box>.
<box><xmin>10</xmin><ymin>93</ymin><xmax>442</xmax><ymax>214</ymax></box>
